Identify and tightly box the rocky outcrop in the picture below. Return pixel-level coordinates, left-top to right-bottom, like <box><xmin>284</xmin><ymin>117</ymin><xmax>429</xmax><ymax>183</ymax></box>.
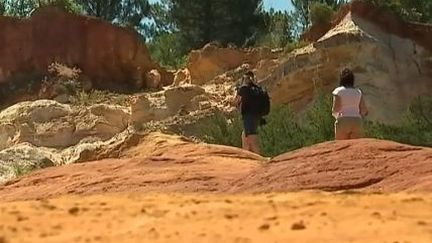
<box><xmin>1</xmin><ymin>134</ymin><xmax>432</xmax><ymax>201</ymax></box>
<box><xmin>186</xmin><ymin>43</ymin><xmax>276</xmax><ymax>84</ymax></box>
<box><xmin>170</xmin><ymin>1</ymin><xmax>432</xmax><ymax>123</ymax></box>
<box><xmin>256</xmin><ymin>1</ymin><xmax>432</xmax><ymax>122</ymax></box>
<box><xmin>232</xmin><ymin>139</ymin><xmax>432</xmax><ymax>193</ymax></box>
<box><xmin>0</xmin><ymin>128</ymin><xmax>141</xmax><ymax>183</ymax></box>
<box><xmin>0</xmin><ymin>100</ymin><xmax>130</xmax><ymax>149</ymax></box>
<box><xmin>0</xmin><ymin>133</ymin><xmax>263</xmax><ymax>199</ymax></box>
<box><xmin>0</xmin><ymin>6</ymin><xmax>172</xmax><ymax>106</ymax></box>
<box><xmin>0</xmin><ymin>99</ymin><xmax>140</xmax><ymax>182</ymax></box>
<box><xmin>164</xmin><ymin>85</ymin><xmax>206</xmax><ymax>113</ymax></box>
<box><xmin>302</xmin><ymin>0</ymin><xmax>432</xmax><ymax>52</ymax></box>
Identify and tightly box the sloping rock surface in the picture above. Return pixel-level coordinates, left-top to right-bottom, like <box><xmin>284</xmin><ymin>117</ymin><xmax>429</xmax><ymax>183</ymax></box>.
<box><xmin>231</xmin><ymin>139</ymin><xmax>432</xmax><ymax>193</ymax></box>
<box><xmin>1</xmin><ymin>134</ymin><xmax>431</xmax><ymax>201</ymax></box>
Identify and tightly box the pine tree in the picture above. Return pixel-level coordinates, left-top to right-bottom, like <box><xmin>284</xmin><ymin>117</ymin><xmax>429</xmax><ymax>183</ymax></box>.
<box><xmin>167</xmin><ymin>0</ymin><xmax>264</xmax><ymax>52</ymax></box>
<box><xmin>290</xmin><ymin>0</ymin><xmax>346</xmax><ymax>31</ymax></box>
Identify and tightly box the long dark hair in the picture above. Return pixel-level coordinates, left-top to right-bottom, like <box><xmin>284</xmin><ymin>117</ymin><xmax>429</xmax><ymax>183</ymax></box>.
<box><xmin>340</xmin><ymin>68</ymin><xmax>354</xmax><ymax>88</ymax></box>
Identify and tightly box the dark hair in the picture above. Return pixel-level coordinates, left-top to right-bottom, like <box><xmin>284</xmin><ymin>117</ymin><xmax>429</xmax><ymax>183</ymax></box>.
<box><xmin>340</xmin><ymin>68</ymin><xmax>354</xmax><ymax>88</ymax></box>
<box><xmin>242</xmin><ymin>71</ymin><xmax>255</xmax><ymax>85</ymax></box>
<box><xmin>244</xmin><ymin>71</ymin><xmax>254</xmax><ymax>78</ymax></box>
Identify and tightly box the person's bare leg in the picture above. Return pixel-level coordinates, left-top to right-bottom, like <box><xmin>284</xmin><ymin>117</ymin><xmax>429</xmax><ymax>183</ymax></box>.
<box><xmin>335</xmin><ymin>119</ymin><xmax>350</xmax><ymax>140</ymax></box>
<box><xmin>247</xmin><ymin>135</ymin><xmax>260</xmax><ymax>155</ymax></box>
<box><xmin>349</xmin><ymin>120</ymin><xmax>364</xmax><ymax>139</ymax></box>
<box><xmin>335</xmin><ymin>129</ymin><xmax>350</xmax><ymax>140</ymax></box>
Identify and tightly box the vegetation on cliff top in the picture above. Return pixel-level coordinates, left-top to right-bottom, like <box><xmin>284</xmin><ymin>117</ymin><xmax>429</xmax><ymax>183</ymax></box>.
<box><xmin>2</xmin><ymin>0</ymin><xmax>431</xmax><ymax>68</ymax></box>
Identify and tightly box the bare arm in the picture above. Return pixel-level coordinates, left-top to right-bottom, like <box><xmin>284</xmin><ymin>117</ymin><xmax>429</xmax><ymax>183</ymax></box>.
<box><xmin>232</xmin><ymin>95</ymin><xmax>241</xmax><ymax>107</ymax></box>
<box><xmin>332</xmin><ymin>95</ymin><xmax>341</xmax><ymax>118</ymax></box>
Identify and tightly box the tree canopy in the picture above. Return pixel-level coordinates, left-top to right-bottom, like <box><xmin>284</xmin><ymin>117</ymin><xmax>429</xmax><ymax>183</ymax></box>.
<box><xmin>166</xmin><ymin>0</ymin><xmax>264</xmax><ymax>52</ymax></box>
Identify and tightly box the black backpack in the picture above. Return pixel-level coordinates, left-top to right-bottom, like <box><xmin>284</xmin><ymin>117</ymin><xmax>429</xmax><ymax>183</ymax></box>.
<box><xmin>250</xmin><ymin>85</ymin><xmax>270</xmax><ymax>116</ymax></box>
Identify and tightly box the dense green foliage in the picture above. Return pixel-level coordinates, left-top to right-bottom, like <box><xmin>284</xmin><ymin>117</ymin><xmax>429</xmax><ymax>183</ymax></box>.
<box><xmin>196</xmin><ymin>94</ymin><xmax>432</xmax><ymax>157</ymax></box>
<box><xmin>75</xmin><ymin>0</ymin><xmax>151</xmax><ymax>31</ymax></box>
<box><xmin>147</xmin><ymin>32</ymin><xmax>186</xmax><ymax>69</ymax></box>
<box><xmin>310</xmin><ymin>2</ymin><xmax>335</xmax><ymax>25</ymax></box>
<box><xmin>1</xmin><ymin>0</ymin><xmax>82</xmax><ymax>16</ymax></box>
<box><xmin>257</xmin><ymin>9</ymin><xmax>295</xmax><ymax>48</ymax></box>
<box><xmin>166</xmin><ymin>0</ymin><xmax>264</xmax><ymax>52</ymax></box>
<box><xmin>291</xmin><ymin>0</ymin><xmax>346</xmax><ymax>32</ymax></box>
<box><xmin>363</xmin><ymin>0</ymin><xmax>432</xmax><ymax>23</ymax></box>
<box><xmin>0</xmin><ymin>0</ymin><xmax>151</xmax><ymax>34</ymax></box>
<box><xmin>366</xmin><ymin>96</ymin><xmax>432</xmax><ymax>147</ymax></box>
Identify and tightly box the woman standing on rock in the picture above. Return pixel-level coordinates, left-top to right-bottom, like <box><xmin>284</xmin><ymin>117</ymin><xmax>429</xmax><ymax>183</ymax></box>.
<box><xmin>332</xmin><ymin>68</ymin><xmax>368</xmax><ymax>140</ymax></box>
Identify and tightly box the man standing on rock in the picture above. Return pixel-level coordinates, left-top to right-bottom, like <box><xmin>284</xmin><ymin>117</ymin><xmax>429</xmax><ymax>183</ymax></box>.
<box><xmin>234</xmin><ymin>71</ymin><xmax>270</xmax><ymax>155</ymax></box>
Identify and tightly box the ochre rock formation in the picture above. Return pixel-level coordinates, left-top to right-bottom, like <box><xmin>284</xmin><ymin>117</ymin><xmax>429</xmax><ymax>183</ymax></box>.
<box><xmin>257</xmin><ymin>0</ymin><xmax>432</xmax><ymax>122</ymax></box>
<box><xmin>0</xmin><ymin>6</ymin><xmax>172</xmax><ymax>105</ymax></box>
<box><xmin>1</xmin><ymin>133</ymin><xmax>432</xmax><ymax>201</ymax></box>
<box><xmin>231</xmin><ymin>139</ymin><xmax>432</xmax><ymax>193</ymax></box>
<box><xmin>302</xmin><ymin>0</ymin><xmax>432</xmax><ymax>52</ymax></box>
<box><xmin>0</xmin><ymin>100</ymin><xmax>130</xmax><ymax>149</ymax></box>
<box><xmin>186</xmin><ymin>43</ymin><xmax>276</xmax><ymax>84</ymax></box>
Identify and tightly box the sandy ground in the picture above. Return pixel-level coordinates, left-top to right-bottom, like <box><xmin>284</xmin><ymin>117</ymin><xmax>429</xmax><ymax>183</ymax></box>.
<box><xmin>1</xmin><ymin>192</ymin><xmax>432</xmax><ymax>243</ymax></box>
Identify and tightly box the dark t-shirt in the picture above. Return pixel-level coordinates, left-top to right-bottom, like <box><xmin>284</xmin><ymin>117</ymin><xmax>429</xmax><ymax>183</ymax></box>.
<box><xmin>237</xmin><ymin>84</ymin><xmax>259</xmax><ymax>116</ymax></box>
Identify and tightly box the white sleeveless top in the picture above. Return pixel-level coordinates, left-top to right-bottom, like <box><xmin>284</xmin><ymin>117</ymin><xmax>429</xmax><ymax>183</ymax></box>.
<box><xmin>332</xmin><ymin>86</ymin><xmax>362</xmax><ymax>118</ymax></box>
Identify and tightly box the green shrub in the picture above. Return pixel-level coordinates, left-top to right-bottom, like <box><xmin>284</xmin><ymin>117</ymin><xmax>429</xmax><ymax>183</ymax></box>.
<box><xmin>302</xmin><ymin>92</ymin><xmax>335</xmax><ymax>145</ymax></box>
<box><xmin>284</xmin><ymin>40</ymin><xmax>310</xmax><ymax>54</ymax></box>
<box><xmin>362</xmin><ymin>0</ymin><xmax>432</xmax><ymax>23</ymax></box>
<box><xmin>310</xmin><ymin>2</ymin><xmax>335</xmax><ymax>25</ymax></box>
<box><xmin>196</xmin><ymin>112</ymin><xmax>243</xmax><ymax>148</ymax></box>
<box><xmin>258</xmin><ymin>106</ymin><xmax>306</xmax><ymax>156</ymax></box>
<box><xmin>148</xmin><ymin>32</ymin><xmax>187</xmax><ymax>69</ymax></box>
<box><xmin>366</xmin><ymin>95</ymin><xmax>432</xmax><ymax>147</ymax></box>
<box><xmin>257</xmin><ymin>10</ymin><xmax>294</xmax><ymax>49</ymax></box>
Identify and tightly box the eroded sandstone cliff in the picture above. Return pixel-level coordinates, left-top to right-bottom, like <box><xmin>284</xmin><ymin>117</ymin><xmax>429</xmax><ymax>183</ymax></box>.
<box><xmin>0</xmin><ymin>6</ymin><xmax>172</xmax><ymax>106</ymax></box>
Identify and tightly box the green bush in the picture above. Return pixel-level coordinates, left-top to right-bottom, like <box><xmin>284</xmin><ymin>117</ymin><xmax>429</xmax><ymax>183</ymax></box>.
<box><xmin>310</xmin><ymin>2</ymin><xmax>335</xmax><ymax>25</ymax></box>
<box><xmin>258</xmin><ymin>106</ymin><xmax>306</xmax><ymax>156</ymax></box>
<box><xmin>362</xmin><ymin>0</ymin><xmax>432</xmax><ymax>23</ymax></box>
<box><xmin>301</xmin><ymin>92</ymin><xmax>335</xmax><ymax>145</ymax></box>
<box><xmin>196</xmin><ymin>112</ymin><xmax>243</xmax><ymax>148</ymax></box>
<box><xmin>366</xmin><ymin>96</ymin><xmax>432</xmax><ymax>147</ymax></box>
<box><xmin>148</xmin><ymin>32</ymin><xmax>187</xmax><ymax>69</ymax></box>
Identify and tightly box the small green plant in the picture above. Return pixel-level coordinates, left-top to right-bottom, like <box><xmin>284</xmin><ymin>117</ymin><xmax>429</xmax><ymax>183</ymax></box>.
<box><xmin>9</xmin><ymin>164</ymin><xmax>33</xmax><ymax>177</ymax></box>
<box><xmin>75</xmin><ymin>90</ymin><xmax>106</xmax><ymax>105</ymax></box>
<box><xmin>284</xmin><ymin>40</ymin><xmax>310</xmax><ymax>54</ymax></box>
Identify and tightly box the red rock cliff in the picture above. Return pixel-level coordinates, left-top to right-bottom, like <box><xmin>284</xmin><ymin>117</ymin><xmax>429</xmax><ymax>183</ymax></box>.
<box><xmin>0</xmin><ymin>6</ymin><xmax>170</xmax><ymax>104</ymax></box>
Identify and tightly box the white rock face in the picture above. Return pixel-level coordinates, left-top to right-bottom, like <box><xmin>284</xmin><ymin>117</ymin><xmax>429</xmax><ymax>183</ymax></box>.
<box><xmin>257</xmin><ymin>13</ymin><xmax>432</xmax><ymax>123</ymax></box>
<box><xmin>0</xmin><ymin>127</ymin><xmax>140</xmax><ymax>183</ymax></box>
<box><xmin>0</xmin><ymin>100</ymin><xmax>130</xmax><ymax>149</ymax></box>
